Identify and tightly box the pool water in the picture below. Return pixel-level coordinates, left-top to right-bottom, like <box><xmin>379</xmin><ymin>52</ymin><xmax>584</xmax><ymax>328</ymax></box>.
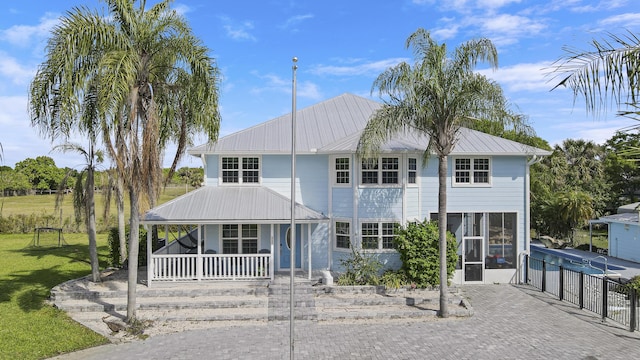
<box><xmin>530</xmin><ymin>246</ymin><xmax>624</xmax><ymax>275</ymax></box>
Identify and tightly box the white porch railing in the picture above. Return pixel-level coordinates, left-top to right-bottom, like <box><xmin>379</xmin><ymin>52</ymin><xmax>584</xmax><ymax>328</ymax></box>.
<box><xmin>151</xmin><ymin>253</ymin><xmax>272</xmax><ymax>282</ymax></box>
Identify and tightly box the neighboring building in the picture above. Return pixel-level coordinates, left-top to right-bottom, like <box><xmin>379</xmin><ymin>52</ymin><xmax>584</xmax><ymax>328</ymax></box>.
<box><xmin>590</xmin><ymin>203</ymin><xmax>640</xmax><ymax>263</ymax></box>
<box><xmin>141</xmin><ymin>93</ymin><xmax>551</xmax><ymax>285</ymax></box>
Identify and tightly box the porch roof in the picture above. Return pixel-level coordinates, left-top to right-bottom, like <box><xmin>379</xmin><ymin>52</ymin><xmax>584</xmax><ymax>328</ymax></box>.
<box><xmin>142</xmin><ymin>186</ymin><xmax>328</xmax><ymax>225</ymax></box>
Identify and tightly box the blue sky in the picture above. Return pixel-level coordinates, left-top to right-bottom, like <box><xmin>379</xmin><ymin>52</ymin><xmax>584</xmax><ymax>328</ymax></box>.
<box><xmin>1</xmin><ymin>0</ymin><xmax>639</xmax><ymax>170</ymax></box>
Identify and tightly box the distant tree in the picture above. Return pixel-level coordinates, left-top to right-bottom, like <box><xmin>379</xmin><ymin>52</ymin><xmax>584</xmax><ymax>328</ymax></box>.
<box><xmin>541</xmin><ymin>190</ymin><xmax>594</xmax><ymax>241</ymax></box>
<box><xmin>603</xmin><ymin>131</ymin><xmax>640</xmax><ymax>209</ymax></box>
<box><xmin>359</xmin><ymin>28</ymin><xmax>526</xmax><ymax>317</ymax></box>
<box><xmin>14</xmin><ymin>156</ymin><xmax>64</xmax><ymax>191</ymax></box>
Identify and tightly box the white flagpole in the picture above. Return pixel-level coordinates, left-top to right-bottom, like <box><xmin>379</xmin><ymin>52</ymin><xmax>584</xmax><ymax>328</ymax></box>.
<box><xmin>290</xmin><ymin>56</ymin><xmax>298</xmax><ymax>360</ymax></box>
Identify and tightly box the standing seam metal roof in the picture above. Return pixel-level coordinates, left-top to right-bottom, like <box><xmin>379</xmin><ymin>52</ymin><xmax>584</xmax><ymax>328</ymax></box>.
<box><xmin>188</xmin><ymin>93</ymin><xmax>551</xmax><ymax>157</ymax></box>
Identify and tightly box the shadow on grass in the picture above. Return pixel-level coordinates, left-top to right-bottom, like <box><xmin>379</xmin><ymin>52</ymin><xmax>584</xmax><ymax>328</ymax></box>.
<box><xmin>2</xmin><ymin>243</ymin><xmax>110</xmax><ymax>312</ymax></box>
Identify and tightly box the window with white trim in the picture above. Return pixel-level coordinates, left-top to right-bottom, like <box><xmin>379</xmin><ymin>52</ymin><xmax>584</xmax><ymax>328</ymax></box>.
<box><xmin>361</xmin><ymin>157</ymin><xmax>399</xmax><ymax>185</ymax></box>
<box><xmin>453</xmin><ymin>157</ymin><xmax>491</xmax><ymax>186</ymax></box>
<box><xmin>221</xmin><ymin>157</ymin><xmax>260</xmax><ymax>184</ymax></box>
<box><xmin>222</xmin><ymin>224</ymin><xmax>258</xmax><ymax>254</ymax></box>
<box><xmin>335</xmin><ymin>221</ymin><xmax>351</xmax><ymax>249</ymax></box>
<box><xmin>334</xmin><ymin>157</ymin><xmax>350</xmax><ymax>185</ymax></box>
<box><xmin>361</xmin><ymin>222</ymin><xmax>398</xmax><ymax>250</ymax></box>
<box><xmin>407</xmin><ymin>158</ymin><xmax>417</xmax><ymax>185</ymax></box>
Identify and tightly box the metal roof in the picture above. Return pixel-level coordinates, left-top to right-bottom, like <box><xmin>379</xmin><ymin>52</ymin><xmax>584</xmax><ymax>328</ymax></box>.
<box><xmin>594</xmin><ymin>212</ymin><xmax>640</xmax><ymax>224</ymax></box>
<box><xmin>188</xmin><ymin>93</ymin><xmax>551</xmax><ymax>157</ymax></box>
<box><xmin>142</xmin><ymin>186</ymin><xmax>327</xmax><ymax>225</ymax></box>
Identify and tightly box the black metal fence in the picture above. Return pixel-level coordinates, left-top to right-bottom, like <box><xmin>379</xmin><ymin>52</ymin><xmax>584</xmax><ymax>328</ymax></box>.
<box><xmin>525</xmin><ymin>255</ymin><xmax>638</xmax><ymax>332</ymax></box>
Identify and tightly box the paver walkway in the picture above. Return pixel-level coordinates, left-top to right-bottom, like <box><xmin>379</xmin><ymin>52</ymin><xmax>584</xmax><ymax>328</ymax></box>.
<box><xmin>50</xmin><ymin>284</ymin><xmax>640</xmax><ymax>360</ymax></box>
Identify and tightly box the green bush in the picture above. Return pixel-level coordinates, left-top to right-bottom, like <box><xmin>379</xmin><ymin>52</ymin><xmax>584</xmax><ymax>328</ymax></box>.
<box><xmin>380</xmin><ymin>269</ymin><xmax>408</xmax><ymax>290</ymax></box>
<box><xmin>336</xmin><ymin>247</ymin><xmax>382</xmax><ymax>286</ymax></box>
<box><xmin>108</xmin><ymin>225</ymin><xmax>161</xmax><ymax>267</ymax></box>
<box><xmin>394</xmin><ymin>220</ymin><xmax>458</xmax><ymax>288</ymax></box>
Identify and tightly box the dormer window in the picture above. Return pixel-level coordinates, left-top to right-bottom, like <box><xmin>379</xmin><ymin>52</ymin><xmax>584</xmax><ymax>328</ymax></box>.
<box><xmin>221</xmin><ymin>156</ymin><xmax>260</xmax><ymax>184</ymax></box>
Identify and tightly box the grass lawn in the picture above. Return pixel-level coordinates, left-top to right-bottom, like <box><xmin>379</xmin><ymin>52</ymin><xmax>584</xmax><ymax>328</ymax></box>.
<box><xmin>0</xmin><ymin>233</ymin><xmax>110</xmax><ymax>360</ymax></box>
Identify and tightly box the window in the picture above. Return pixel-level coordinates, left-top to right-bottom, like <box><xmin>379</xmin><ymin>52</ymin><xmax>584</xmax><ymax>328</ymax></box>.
<box><xmin>407</xmin><ymin>158</ymin><xmax>417</xmax><ymax>185</ymax></box>
<box><xmin>334</xmin><ymin>157</ymin><xmax>350</xmax><ymax>185</ymax></box>
<box><xmin>487</xmin><ymin>213</ymin><xmax>516</xmax><ymax>269</ymax></box>
<box><xmin>361</xmin><ymin>222</ymin><xmax>397</xmax><ymax>250</ymax></box>
<box><xmin>453</xmin><ymin>157</ymin><xmax>491</xmax><ymax>186</ymax></box>
<box><xmin>361</xmin><ymin>157</ymin><xmax>399</xmax><ymax>185</ymax></box>
<box><xmin>221</xmin><ymin>157</ymin><xmax>260</xmax><ymax>184</ymax></box>
<box><xmin>222</xmin><ymin>224</ymin><xmax>258</xmax><ymax>254</ymax></box>
<box><xmin>335</xmin><ymin>221</ymin><xmax>351</xmax><ymax>249</ymax></box>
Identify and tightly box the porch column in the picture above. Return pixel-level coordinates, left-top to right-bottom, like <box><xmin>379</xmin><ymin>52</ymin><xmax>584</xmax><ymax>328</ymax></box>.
<box><xmin>307</xmin><ymin>223</ymin><xmax>312</xmax><ymax>280</ymax></box>
<box><xmin>146</xmin><ymin>225</ymin><xmax>153</xmax><ymax>287</ymax></box>
<box><xmin>197</xmin><ymin>224</ymin><xmax>202</xmax><ymax>281</ymax></box>
<box><xmin>270</xmin><ymin>224</ymin><xmax>275</xmax><ymax>281</ymax></box>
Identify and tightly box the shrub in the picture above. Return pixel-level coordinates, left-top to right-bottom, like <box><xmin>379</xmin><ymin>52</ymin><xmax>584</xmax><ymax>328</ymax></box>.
<box><xmin>394</xmin><ymin>220</ymin><xmax>458</xmax><ymax>288</ymax></box>
<box><xmin>336</xmin><ymin>246</ymin><xmax>382</xmax><ymax>286</ymax></box>
<box><xmin>380</xmin><ymin>269</ymin><xmax>408</xmax><ymax>291</ymax></box>
<box><xmin>108</xmin><ymin>225</ymin><xmax>161</xmax><ymax>267</ymax></box>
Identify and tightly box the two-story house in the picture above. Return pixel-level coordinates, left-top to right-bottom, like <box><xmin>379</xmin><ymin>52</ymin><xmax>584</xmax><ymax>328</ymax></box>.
<box><xmin>142</xmin><ymin>93</ymin><xmax>550</xmax><ymax>285</ymax></box>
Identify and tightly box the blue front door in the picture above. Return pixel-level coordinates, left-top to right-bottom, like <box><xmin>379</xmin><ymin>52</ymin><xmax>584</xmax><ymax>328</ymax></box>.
<box><xmin>280</xmin><ymin>224</ymin><xmax>301</xmax><ymax>269</ymax></box>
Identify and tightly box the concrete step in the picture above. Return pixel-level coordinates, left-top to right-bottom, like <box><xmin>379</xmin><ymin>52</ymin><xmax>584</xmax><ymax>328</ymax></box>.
<box><xmin>51</xmin><ymin>284</ymin><xmax>269</xmax><ymax>301</ymax></box>
<box><xmin>53</xmin><ymin>294</ymin><xmax>268</xmax><ymax>312</ymax></box>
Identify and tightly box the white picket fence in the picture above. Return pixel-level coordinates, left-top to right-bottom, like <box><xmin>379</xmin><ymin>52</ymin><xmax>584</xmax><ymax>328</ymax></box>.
<box><xmin>150</xmin><ymin>253</ymin><xmax>272</xmax><ymax>282</ymax></box>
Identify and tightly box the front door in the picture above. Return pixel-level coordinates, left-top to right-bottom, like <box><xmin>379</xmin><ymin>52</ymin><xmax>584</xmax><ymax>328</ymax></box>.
<box><xmin>463</xmin><ymin>237</ymin><xmax>484</xmax><ymax>282</ymax></box>
<box><xmin>280</xmin><ymin>224</ymin><xmax>301</xmax><ymax>269</ymax></box>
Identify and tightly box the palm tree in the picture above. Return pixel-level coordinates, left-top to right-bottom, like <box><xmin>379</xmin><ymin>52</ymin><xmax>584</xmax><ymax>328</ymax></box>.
<box><xmin>30</xmin><ymin>0</ymin><xmax>220</xmax><ymax>323</ymax></box>
<box><xmin>358</xmin><ymin>28</ymin><xmax>522</xmax><ymax>317</ymax></box>
<box><xmin>551</xmin><ymin>31</ymin><xmax>640</xmax><ymax>119</ymax></box>
<box><xmin>55</xmin><ymin>142</ymin><xmax>104</xmax><ymax>282</ymax></box>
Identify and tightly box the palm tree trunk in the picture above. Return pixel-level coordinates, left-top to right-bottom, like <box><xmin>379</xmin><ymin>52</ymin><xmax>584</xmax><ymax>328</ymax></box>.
<box><xmin>116</xmin><ymin>176</ymin><xmax>126</xmax><ymax>265</ymax></box>
<box><xmin>126</xmin><ymin>187</ymin><xmax>140</xmax><ymax>323</ymax></box>
<box><xmin>86</xmin><ymin>166</ymin><xmax>100</xmax><ymax>282</ymax></box>
<box><xmin>438</xmin><ymin>154</ymin><xmax>449</xmax><ymax>318</ymax></box>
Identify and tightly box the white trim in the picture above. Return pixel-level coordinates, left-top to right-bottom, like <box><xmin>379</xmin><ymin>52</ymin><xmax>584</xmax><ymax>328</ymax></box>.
<box><xmin>359</xmin><ymin>219</ymin><xmax>400</xmax><ymax>252</ymax></box>
<box><xmin>333</xmin><ymin>218</ymin><xmax>352</xmax><ymax>252</ymax></box>
<box><xmin>330</xmin><ymin>155</ymin><xmax>352</xmax><ymax>187</ymax></box>
<box><xmin>451</xmin><ymin>156</ymin><xmax>492</xmax><ymax>187</ymax></box>
<box><xmin>219</xmin><ymin>155</ymin><xmax>262</xmax><ymax>185</ymax></box>
<box><xmin>359</xmin><ymin>156</ymin><xmax>402</xmax><ymax>187</ymax></box>
<box><xmin>219</xmin><ymin>224</ymin><xmax>261</xmax><ymax>254</ymax></box>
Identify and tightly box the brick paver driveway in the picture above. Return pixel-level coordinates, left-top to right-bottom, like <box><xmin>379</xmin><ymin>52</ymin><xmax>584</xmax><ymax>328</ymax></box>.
<box><xmin>51</xmin><ymin>284</ymin><xmax>640</xmax><ymax>360</ymax></box>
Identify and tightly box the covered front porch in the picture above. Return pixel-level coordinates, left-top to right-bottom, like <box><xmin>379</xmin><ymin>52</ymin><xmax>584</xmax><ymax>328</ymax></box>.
<box><xmin>141</xmin><ymin>186</ymin><xmax>328</xmax><ymax>286</ymax></box>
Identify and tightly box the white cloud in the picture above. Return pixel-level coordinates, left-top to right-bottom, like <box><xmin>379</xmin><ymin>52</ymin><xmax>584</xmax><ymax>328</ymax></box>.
<box><xmin>478</xmin><ymin>61</ymin><xmax>553</xmax><ymax>92</ymax></box>
<box><xmin>311</xmin><ymin>58</ymin><xmax>409</xmax><ymax>77</ymax></box>
<box><xmin>571</xmin><ymin>0</ymin><xmax>628</xmax><ymax>13</ymax></box>
<box><xmin>475</xmin><ymin>14</ymin><xmax>546</xmax><ymax>45</ymax></box>
<box><xmin>249</xmin><ymin>73</ymin><xmax>322</xmax><ymax>100</ymax></box>
<box><xmin>280</xmin><ymin>14</ymin><xmax>314</xmax><ymax>30</ymax></box>
<box><xmin>0</xmin><ymin>52</ymin><xmax>35</xmax><ymax>86</ymax></box>
<box><xmin>218</xmin><ymin>16</ymin><xmax>257</xmax><ymax>41</ymax></box>
<box><xmin>1</xmin><ymin>13</ymin><xmax>59</xmax><ymax>47</ymax></box>
<box><xmin>549</xmin><ymin>118</ymin><xmax>639</xmax><ymax>145</ymax></box>
<box><xmin>432</xmin><ymin>25</ymin><xmax>459</xmax><ymax>40</ymax></box>
<box><xmin>599</xmin><ymin>13</ymin><xmax>640</xmax><ymax>28</ymax></box>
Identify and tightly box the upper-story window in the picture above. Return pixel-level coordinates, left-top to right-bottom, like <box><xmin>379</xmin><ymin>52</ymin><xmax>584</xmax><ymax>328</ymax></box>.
<box><xmin>361</xmin><ymin>157</ymin><xmax>399</xmax><ymax>185</ymax></box>
<box><xmin>407</xmin><ymin>158</ymin><xmax>417</xmax><ymax>185</ymax></box>
<box><xmin>221</xmin><ymin>156</ymin><xmax>260</xmax><ymax>184</ymax></box>
<box><xmin>453</xmin><ymin>157</ymin><xmax>491</xmax><ymax>186</ymax></box>
<box><xmin>334</xmin><ymin>157</ymin><xmax>350</xmax><ymax>185</ymax></box>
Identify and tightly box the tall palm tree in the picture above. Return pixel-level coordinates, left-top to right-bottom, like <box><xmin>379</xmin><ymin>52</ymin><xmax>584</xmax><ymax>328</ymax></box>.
<box><xmin>551</xmin><ymin>31</ymin><xmax>640</xmax><ymax>119</ymax></box>
<box><xmin>358</xmin><ymin>28</ymin><xmax>522</xmax><ymax>317</ymax></box>
<box><xmin>54</xmin><ymin>142</ymin><xmax>104</xmax><ymax>282</ymax></box>
<box><xmin>29</xmin><ymin>0</ymin><xmax>220</xmax><ymax>323</ymax></box>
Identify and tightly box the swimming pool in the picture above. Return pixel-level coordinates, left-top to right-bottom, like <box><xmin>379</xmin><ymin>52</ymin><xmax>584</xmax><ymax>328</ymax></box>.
<box><xmin>530</xmin><ymin>246</ymin><xmax>624</xmax><ymax>275</ymax></box>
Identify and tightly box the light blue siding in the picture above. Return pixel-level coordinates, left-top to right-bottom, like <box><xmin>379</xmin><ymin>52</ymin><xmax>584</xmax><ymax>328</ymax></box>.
<box><xmin>331</xmin><ymin>250</ymin><xmax>401</xmax><ymax>273</ymax></box>
<box><xmin>202</xmin><ymin>224</ymin><xmax>272</xmax><ymax>253</ymax></box>
<box><xmin>358</xmin><ymin>188</ymin><xmax>403</xmax><ymax>219</ymax></box>
<box><xmin>261</xmin><ymin>155</ymin><xmax>328</xmax><ymax>213</ymax></box>
<box><xmin>332</xmin><ymin>188</ymin><xmax>353</xmax><ymax>218</ymax></box>
<box><xmin>309</xmin><ymin>223</ymin><xmax>329</xmax><ymax>270</ymax></box>
<box><xmin>609</xmin><ymin>223</ymin><xmax>640</xmax><ymax>263</ymax></box>
<box><xmin>204</xmin><ymin>155</ymin><xmax>219</xmax><ymax>186</ymax></box>
<box><xmin>405</xmin><ymin>187</ymin><xmax>420</xmax><ymax>219</ymax></box>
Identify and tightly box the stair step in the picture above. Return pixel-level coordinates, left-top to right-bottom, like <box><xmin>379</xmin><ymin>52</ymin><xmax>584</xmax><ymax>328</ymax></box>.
<box><xmin>53</xmin><ymin>295</ymin><xmax>268</xmax><ymax>312</ymax></box>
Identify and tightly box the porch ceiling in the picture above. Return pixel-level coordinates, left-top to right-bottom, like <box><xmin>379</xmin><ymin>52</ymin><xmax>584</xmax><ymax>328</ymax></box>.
<box><xmin>141</xmin><ymin>186</ymin><xmax>328</xmax><ymax>225</ymax></box>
